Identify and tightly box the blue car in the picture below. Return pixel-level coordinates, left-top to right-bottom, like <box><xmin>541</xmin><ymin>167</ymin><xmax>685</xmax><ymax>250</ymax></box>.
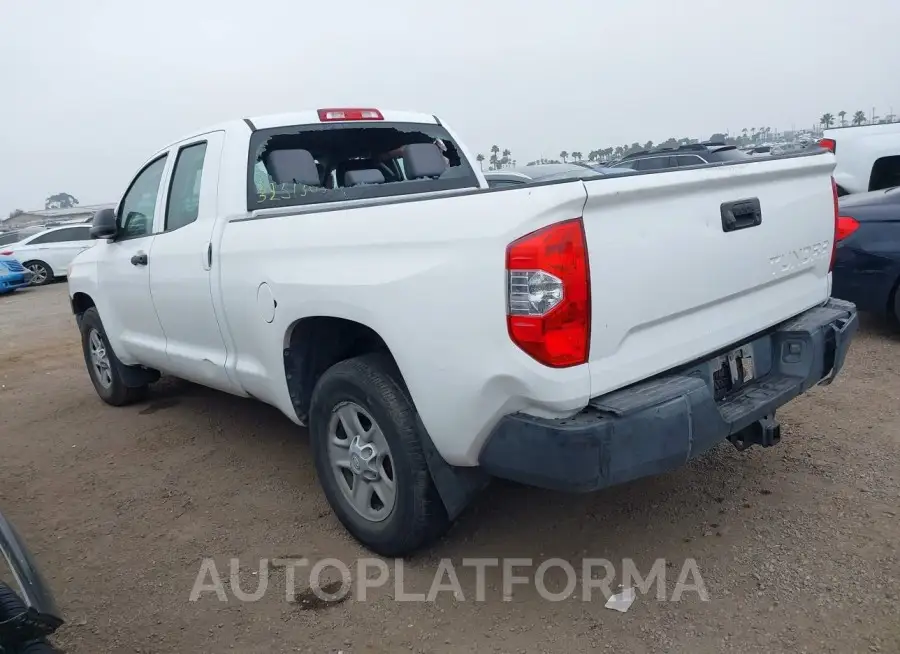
<box><xmin>0</xmin><ymin>255</ymin><xmax>33</xmax><ymax>294</ymax></box>
<box><xmin>831</xmin><ymin>186</ymin><xmax>900</xmax><ymax>326</ymax></box>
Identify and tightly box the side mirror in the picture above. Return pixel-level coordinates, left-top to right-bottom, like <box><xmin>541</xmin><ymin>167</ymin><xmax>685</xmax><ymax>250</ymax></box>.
<box><xmin>90</xmin><ymin>208</ymin><xmax>117</xmax><ymax>240</ymax></box>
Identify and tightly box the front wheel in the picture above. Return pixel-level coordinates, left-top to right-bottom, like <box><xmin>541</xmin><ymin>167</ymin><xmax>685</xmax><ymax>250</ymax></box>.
<box><xmin>23</xmin><ymin>261</ymin><xmax>52</xmax><ymax>286</ymax></box>
<box><xmin>79</xmin><ymin>307</ymin><xmax>148</xmax><ymax>406</ymax></box>
<box><xmin>309</xmin><ymin>354</ymin><xmax>448</xmax><ymax>556</ymax></box>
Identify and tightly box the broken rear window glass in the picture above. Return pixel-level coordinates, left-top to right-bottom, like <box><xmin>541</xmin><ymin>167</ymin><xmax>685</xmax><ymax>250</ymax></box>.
<box><xmin>246</xmin><ymin>122</ymin><xmax>480</xmax><ymax>211</ymax></box>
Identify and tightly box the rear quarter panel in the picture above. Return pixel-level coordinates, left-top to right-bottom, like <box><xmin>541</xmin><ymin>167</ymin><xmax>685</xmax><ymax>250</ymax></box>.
<box><xmin>217</xmin><ymin>182</ymin><xmax>592</xmax><ymax>465</ymax></box>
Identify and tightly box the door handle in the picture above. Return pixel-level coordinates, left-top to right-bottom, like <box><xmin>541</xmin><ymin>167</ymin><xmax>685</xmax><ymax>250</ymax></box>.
<box><xmin>130</xmin><ymin>252</ymin><xmax>148</xmax><ymax>266</ymax></box>
<box><xmin>721</xmin><ymin>198</ymin><xmax>762</xmax><ymax>233</ymax></box>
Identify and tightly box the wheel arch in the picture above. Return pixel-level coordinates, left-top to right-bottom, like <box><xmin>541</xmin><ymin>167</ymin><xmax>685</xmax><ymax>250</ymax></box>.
<box><xmin>282</xmin><ymin>315</ymin><xmax>487</xmax><ymax>520</ymax></box>
<box><xmin>71</xmin><ymin>291</ymin><xmax>96</xmax><ymax>327</ymax></box>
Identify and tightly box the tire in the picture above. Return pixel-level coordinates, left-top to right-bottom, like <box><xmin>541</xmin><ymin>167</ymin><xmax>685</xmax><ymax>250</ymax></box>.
<box><xmin>23</xmin><ymin>260</ymin><xmax>52</xmax><ymax>286</ymax></box>
<box><xmin>891</xmin><ymin>280</ymin><xmax>900</xmax><ymax>331</ymax></box>
<box><xmin>79</xmin><ymin>307</ymin><xmax>148</xmax><ymax>406</ymax></box>
<box><xmin>309</xmin><ymin>353</ymin><xmax>448</xmax><ymax>556</ymax></box>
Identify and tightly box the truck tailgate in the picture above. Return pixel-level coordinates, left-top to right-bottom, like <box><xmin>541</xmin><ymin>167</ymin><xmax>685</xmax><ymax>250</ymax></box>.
<box><xmin>580</xmin><ymin>152</ymin><xmax>836</xmax><ymax>398</ymax></box>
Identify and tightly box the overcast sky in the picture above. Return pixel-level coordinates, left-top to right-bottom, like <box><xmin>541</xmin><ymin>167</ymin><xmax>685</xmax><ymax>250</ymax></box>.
<box><xmin>1</xmin><ymin>0</ymin><xmax>898</xmax><ymax>213</ymax></box>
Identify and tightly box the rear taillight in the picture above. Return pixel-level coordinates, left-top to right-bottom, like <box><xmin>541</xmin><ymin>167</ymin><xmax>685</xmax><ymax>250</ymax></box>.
<box><xmin>317</xmin><ymin>108</ymin><xmax>384</xmax><ymax>122</ymax></box>
<box><xmin>836</xmin><ymin>216</ymin><xmax>860</xmax><ymax>241</ymax></box>
<box><xmin>829</xmin><ymin>177</ymin><xmax>839</xmax><ymax>272</ymax></box>
<box><xmin>506</xmin><ymin>218</ymin><xmax>591</xmax><ymax>368</ymax></box>
<box><xmin>818</xmin><ymin>138</ymin><xmax>836</xmax><ymax>153</ymax></box>
<box><xmin>0</xmin><ymin>251</ymin><xmax>13</xmax><ymax>256</ymax></box>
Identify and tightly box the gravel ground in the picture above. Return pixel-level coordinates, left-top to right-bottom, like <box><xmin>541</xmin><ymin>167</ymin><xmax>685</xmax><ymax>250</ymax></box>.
<box><xmin>0</xmin><ymin>284</ymin><xmax>898</xmax><ymax>653</ymax></box>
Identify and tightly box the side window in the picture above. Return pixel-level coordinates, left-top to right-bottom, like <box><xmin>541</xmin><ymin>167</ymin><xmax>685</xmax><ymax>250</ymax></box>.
<box><xmin>613</xmin><ymin>160</ymin><xmax>639</xmax><ymax>170</ymax></box>
<box><xmin>165</xmin><ymin>142</ymin><xmax>208</xmax><ymax>231</ymax></box>
<box><xmin>637</xmin><ymin>157</ymin><xmax>676</xmax><ymax>171</ymax></box>
<box><xmin>47</xmin><ymin>227</ymin><xmax>90</xmax><ymax>242</ymax></box>
<box><xmin>118</xmin><ymin>156</ymin><xmax>168</xmax><ymax>240</ymax></box>
<box><xmin>28</xmin><ymin>231</ymin><xmax>66</xmax><ymax>245</ymax></box>
<box><xmin>677</xmin><ymin>155</ymin><xmax>704</xmax><ymax>167</ymax></box>
<box><xmin>487</xmin><ymin>179</ymin><xmax>527</xmax><ymax>188</ymax></box>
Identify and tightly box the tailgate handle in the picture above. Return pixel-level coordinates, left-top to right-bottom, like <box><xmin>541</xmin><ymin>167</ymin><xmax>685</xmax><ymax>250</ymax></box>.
<box><xmin>721</xmin><ymin>198</ymin><xmax>762</xmax><ymax>232</ymax></box>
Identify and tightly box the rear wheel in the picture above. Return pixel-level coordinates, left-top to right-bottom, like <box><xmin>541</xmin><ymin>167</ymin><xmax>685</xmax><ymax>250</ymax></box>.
<box><xmin>309</xmin><ymin>353</ymin><xmax>448</xmax><ymax>556</ymax></box>
<box><xmin>23</xmin><ymin>260</ymin><xmax>52</xmax><ymax>286</ymax></box>
<box><xmin>79</xmin><ymin>307</ymin><xmax>148</xmax><ymax>406</ymax></box>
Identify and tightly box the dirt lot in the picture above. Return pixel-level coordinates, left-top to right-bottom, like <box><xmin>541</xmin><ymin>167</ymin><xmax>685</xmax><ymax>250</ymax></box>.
<box><xmin>1</xmin><ymin>284</ymin><xmax>898</xmax><ymax>653</ymax></box>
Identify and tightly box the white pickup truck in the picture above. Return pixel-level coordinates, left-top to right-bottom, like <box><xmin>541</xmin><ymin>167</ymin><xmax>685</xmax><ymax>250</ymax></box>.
<box><xmin>821</xmin><ymin>122</ymin><xmax>900</xmax><ymax>196</ymax></box>
<box><xmin>68</xmin><ymin>107</ymin><xmax>859</xmax><ymax>555</ymax></box>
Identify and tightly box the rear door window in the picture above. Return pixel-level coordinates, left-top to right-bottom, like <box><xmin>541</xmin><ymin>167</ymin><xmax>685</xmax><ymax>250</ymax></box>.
<box><xmin>165</xmin><ymin>142</ymin><xmax>207</xmax><ymax>231</ymax></box>
<box><xmin>247</xmin><ymin>122</ymin><xmax>479</xmax><ymax>210</ymax></box>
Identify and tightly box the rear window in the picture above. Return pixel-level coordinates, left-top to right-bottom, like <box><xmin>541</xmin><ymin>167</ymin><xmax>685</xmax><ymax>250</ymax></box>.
<box><xmin>247</xmin><ymin>122</ymin><xmax>479</xmax><ymax>211</ymax></box>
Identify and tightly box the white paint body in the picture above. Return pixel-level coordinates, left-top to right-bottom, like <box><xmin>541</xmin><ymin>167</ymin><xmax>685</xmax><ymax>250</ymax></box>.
<box><xmin>68</xmin><ymin>110</ymin><xmax>837</xmax><ymax>466</ymax></box>
<box><xmin>823</xmin><ymin>122</ymin><xmax>900</xmax><ymax>194</ymax></box>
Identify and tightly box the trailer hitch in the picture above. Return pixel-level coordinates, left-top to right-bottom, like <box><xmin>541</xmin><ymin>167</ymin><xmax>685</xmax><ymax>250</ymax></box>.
<box><xmin>728</xmin><ymin>414</ymin><xmax>781</xmax><ymax>451</ymax></box>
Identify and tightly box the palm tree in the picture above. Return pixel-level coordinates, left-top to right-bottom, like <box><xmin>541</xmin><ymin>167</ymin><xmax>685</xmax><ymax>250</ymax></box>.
<box><xmin>571</xmin><ymin>151</ymin><xmax>582</xmax><ymax>161</ymax></box>
<box><xmin>820</xmin><ymin>113</ymin><xmax>834</xmax><ymax>129</ymax></box>
<box><xmin>559</xmin><ymin>150</ymin><xmax>568</xmax><ymax>162</ymax></box>
<box><xmin>853</xmin><ymin>110</ymin><xmax>867</xmax><ymax>126</ymax></box>
<box><xmin>838</xmin><ymin>111</ymin><xmax>847</xmax><ymax>127</ymax></box>
<box><xmin>501</xmin><ymin>149</ymin><xmax>511</xmax><ymax>168</ymax></box>
<box><xmin>475</xmin><ymin>154</ymin><xmax>485</xmax><ymax>170</ymax></box>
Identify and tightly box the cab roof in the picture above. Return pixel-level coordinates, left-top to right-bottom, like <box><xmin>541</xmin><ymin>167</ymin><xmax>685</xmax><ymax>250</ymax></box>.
<box><xmin>169</xmin><ymin>109</ymin><xmax>440</xmax><ymax>148</ymax></box>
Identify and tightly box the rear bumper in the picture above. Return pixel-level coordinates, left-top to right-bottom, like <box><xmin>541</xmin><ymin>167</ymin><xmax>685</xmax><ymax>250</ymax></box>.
<box><xmin>478</xmin><ymin>298</ymin><xmax>858</xmax><ymax>492</ymax></box>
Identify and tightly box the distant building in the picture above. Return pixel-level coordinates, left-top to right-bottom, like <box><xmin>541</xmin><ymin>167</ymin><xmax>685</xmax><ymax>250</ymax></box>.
<box><xmin>1</xmin><ymin>204</ymin><xmax>115</xmax><ymax>231</ymax></box>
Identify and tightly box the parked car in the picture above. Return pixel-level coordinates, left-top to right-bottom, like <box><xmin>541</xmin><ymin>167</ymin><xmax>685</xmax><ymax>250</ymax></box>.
<box><xmin>68</xmin><ymin>106</ymin><xmax>857</xmax><ymax>556</ymax></box>
<box><xmin>609</xmin><ymin>142</ymin><xmax>748</xmax><ymax>171</ymax></box>
<box><xmin>831</xmin><ymin>186</ymin><xmax>900</xmax><ymax>326</ymax></box>
<box><xmin>0</xmin><ymin>224</ymin><xmax>95</xmax><ymax>286</ymax></box>
<box><xmin>821</xmin><ymin>122</ymin><xmax>900</xmax><ymax>196</ymax></box>
<box><xmin>0</xmin><ymin>509</ymin><xmax>64</xmax><ymax>652</ymax></box>
<box><xmin>0</xmin><ymin>226</ymin><xmax>44</xmax><ymax>247</ymax></box>
<box><xmin>483</xmin><ymin>163</ymin><xmax>632</xmax><ymax>188</ymax></box>
<box><xmin>0</xmin><ymin>254</ymin><xmax>33</xmax><ymax>294</ymax></box>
